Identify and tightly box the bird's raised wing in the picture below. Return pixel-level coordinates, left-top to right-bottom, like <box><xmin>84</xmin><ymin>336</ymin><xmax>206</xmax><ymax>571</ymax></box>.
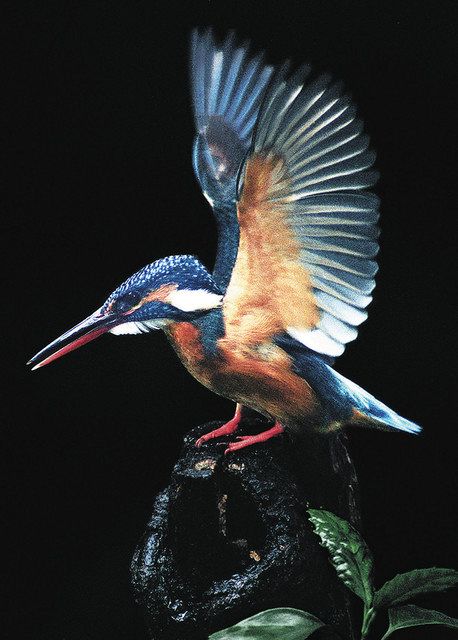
<box><xmin>189</xmin><ymin>29</ymin><xmax>273</xmax><ymax>289</ymax></box>
<box><xmin>223</xmin><ymin>65</ymin><xmax>379</xmax><ymax>358</ymax></box>
<box><xmin>190</xmin><ymin>28</ymin><xmax>273</xmax><ymax>204</ymax></box>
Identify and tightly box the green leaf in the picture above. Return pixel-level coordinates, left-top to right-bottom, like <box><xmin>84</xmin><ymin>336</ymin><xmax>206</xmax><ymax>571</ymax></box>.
<box><xmin>209</xmin><ymin>608</ymin><xmax>325</xmax><ymax>639</ymax></box>
<box><xmin>380</xmin><ymin>604</ymin><xmax>458</xmax><ymax>639</ymax></box>
<box><xmin>308</xmin><ymin>509</ymin><xmax>374</xmax><ymax>607</ymax></box>
<box><xmin>374</xmin><ymin>567</ymin><xmax>458</xmax><ymax>609</ymax></box>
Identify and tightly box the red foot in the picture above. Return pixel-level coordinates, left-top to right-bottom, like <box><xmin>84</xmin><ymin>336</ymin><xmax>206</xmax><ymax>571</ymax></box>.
<box><xmin>195</xmin><ymin>404</ymin><xmax>242</xmax><ymax>447</ymax></box>
<box><xmin>224</xmin><ymin>422</ymin><xmax>285</xmax><ymax>454</ymax></box>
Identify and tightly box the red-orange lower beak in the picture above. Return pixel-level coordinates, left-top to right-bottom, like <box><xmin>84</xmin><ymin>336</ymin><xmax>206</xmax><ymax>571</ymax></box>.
<box><xmin>27</xmin><ymin>309</ymin><xmax>119</xmax><ymax>370</ymax></box>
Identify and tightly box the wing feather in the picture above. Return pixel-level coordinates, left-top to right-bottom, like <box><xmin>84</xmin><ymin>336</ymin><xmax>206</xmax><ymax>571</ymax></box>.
<box><xmin>189</xmin><ymin>29</ymin><xmax>273</xmax><ymax>290</ymax></box>
<box><xmin>224</xmin><ymin>64</ymin><xmax>379</xmax><ymax>358</ymax></box>
<box><xmin>190</xmin><ymin>28</ymin><xmax>273</xmax><ymax>203</ymax></box>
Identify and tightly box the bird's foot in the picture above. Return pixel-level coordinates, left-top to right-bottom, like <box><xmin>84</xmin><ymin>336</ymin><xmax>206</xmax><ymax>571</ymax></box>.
<box><xmin>195</xmin><ymin>404</ymin><xmax>242</xmax><ymax>447</ymax></box>
<box><xmin>224</xmin><ymin>422</ymin><xmax>285</xmax><ymax>454</ymax></box>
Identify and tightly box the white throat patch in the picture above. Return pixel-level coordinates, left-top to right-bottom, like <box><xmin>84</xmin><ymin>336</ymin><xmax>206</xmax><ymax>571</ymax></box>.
<box><xmin>109</xmin><ymin>319</ymin><xmax>169</xmax><ymax>335</ymax></box>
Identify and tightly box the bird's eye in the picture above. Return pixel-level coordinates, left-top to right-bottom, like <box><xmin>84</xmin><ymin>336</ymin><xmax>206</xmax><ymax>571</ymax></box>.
<box><xmin>115</xmin><ymin>291</ymin><xmax>143</xmax><ymax>314</ymax></box>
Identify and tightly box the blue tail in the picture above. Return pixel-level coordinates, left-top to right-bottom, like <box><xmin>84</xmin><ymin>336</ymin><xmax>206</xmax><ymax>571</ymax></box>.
<box><xmin>273</xmin><ymin>335</ymin><xmax>422</xmax><ymax>434</ymax></box>
<box><xmin>331</xmin><ymin>368</ymin><xmax>422</xmax><ymax>434</ymax></box>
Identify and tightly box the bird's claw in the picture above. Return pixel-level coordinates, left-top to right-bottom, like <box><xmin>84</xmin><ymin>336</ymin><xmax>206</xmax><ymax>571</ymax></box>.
<box><xmin>194</xmin><ymin>408</ymin><xmax>243</xmax><ymax>448</ymax></box>
<box><xmin>195</xmin><ymin>435</ymin><xmax>208</xmax><ymax>448</ymax></box>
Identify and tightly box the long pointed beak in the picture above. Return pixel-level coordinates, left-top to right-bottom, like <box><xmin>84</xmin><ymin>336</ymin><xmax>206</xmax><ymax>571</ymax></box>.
<box><xmin>27</xmin><ymin>308</ymin><xmax>119</xmax><ymax>371</ymax></box>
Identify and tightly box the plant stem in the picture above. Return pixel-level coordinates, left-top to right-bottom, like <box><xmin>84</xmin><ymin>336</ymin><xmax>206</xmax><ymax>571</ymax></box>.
<box><xmin>361</xmin><ymin>605</ymin><xmax>376</xmax><ymax>639</ymax></box>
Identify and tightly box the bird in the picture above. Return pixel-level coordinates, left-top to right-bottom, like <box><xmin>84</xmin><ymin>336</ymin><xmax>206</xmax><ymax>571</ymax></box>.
<box><xmin>28</xmin><ymin>29</ymin><xmax>421</xmax><ymax>454</ymax></box>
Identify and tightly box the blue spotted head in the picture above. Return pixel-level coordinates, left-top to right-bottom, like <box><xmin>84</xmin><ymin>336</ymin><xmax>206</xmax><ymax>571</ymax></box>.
<box><xmin>28</xmin><ymin>255</ymin><xmax>223</xmax><ymax>370</ymax></box>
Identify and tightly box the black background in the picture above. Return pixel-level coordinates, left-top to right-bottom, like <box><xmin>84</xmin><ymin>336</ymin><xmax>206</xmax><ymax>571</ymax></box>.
<box><xmin>4</xmin><ymin>1</ymin><xmax>457</xmax><ymax>638</ymax></box>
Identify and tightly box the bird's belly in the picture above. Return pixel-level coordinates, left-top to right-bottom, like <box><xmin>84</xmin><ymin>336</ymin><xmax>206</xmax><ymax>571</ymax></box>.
<box><xmin>214</xmin><ymin>339</ymin><xmax>323</xmax><ymax>428</ymax></box>
<box><xmin>166</xmin><ymin>322</ymin><xmax>324</xmax><ymax>430</ymax></box>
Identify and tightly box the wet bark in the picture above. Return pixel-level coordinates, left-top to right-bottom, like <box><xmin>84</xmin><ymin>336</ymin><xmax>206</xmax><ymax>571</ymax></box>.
<box><xmin>131</xmin><ymin>412</ymin><xmax>360</xmax><ymax>639</ymax></box>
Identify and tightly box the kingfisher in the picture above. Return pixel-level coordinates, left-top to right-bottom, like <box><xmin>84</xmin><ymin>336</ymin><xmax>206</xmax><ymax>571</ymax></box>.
<box><xmin>28</xmin><ymin>29</ymin><xmax>420</xmax><ymax>453</ymax></box>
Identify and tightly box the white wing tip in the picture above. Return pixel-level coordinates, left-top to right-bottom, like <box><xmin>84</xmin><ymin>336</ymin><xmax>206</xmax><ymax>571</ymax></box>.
<box><xmin>287</xmin><ymin>326</ymin><xmax>345</xmax><ymax>357</ymax></box>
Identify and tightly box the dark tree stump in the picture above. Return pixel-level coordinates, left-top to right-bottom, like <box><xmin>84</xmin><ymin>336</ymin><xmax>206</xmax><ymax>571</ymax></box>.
<box><xmin>131</xmin><ymin>412</ymin><xmax>360</xmax><ymax>639</ymax></box>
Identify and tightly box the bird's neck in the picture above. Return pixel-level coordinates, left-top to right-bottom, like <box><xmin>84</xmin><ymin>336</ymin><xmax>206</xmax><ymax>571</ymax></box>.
<box><xmin>212</xmin><ymin>203</ymin><xmax>240</xmax><ymax>291</ymax></box>
<box><xmin>164</xmin><ymin>308</ymin><xmax>225</xmax><ymax>394</ymax></box>
<box><xmin>165</xmin><ymin>308</ymin><xmax>225</xmax><ymax>363</ymax></box>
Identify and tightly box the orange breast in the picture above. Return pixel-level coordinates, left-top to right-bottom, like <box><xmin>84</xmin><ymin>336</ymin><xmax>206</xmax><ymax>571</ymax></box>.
<box><xmin>165</xmin><ymin>322</ymin><xmax>212</xmax><ymax>389</ymax></box>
